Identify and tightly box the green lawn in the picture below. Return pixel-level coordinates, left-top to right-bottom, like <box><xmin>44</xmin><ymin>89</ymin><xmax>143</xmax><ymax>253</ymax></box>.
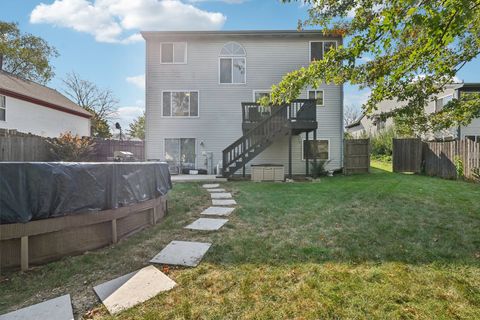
<box><xmin>1</xmin><ymin>166</ymin><xmax>479</xmax><ymax>319</ymax></box>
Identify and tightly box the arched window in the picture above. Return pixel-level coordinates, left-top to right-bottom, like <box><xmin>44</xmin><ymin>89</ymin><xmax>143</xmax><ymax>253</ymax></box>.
<box><xmin>219</xmin><ymin>42</ymin><xmax>246</xmax><ymax>84</ymax></box>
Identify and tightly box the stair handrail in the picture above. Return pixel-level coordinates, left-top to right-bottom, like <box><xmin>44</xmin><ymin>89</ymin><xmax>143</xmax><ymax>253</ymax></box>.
<box><xmin>223</xmin><ymin>103</ymin><xmax>288</xmax><ymax>173</ymax></box>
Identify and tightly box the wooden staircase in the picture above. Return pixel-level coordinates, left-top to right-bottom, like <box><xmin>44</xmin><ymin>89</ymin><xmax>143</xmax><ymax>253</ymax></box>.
<box><xmin>222</xmin><ymin>99</ymin><xmax>317</xmax><ymax>178</ymax></box>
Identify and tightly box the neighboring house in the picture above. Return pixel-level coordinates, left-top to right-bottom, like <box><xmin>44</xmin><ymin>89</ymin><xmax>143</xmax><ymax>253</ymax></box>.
<box><xmin>142</xmin><ymin>30</ymin><xmax>344</xmax><ymax>177</ymax></box>
<box><xmin>0</xmin><ymin>70</ymin><xmax>92</xmax><ymax>137</ymax></box>
<box><xmin>346</xmin><ymin>82</ymin><xmax>480</xmax><ymax>142</ymax></box>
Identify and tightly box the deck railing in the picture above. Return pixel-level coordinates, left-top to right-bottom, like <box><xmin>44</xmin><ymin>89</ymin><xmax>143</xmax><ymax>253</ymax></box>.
<box><xmin>242</xmin><ymin>99</ymin><xmax>317</xmax><ymax>124</ymax></box>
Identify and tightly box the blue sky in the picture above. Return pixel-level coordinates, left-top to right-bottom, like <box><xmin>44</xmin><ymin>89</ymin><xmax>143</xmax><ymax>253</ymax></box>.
<box><xmin>1</xmin><ymin>0</ymin><xmax>479</xmax><ymax>129</ymax></box>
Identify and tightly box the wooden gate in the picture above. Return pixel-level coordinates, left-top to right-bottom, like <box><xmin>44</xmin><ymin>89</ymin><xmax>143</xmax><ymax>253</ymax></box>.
<box><xmin>392</xmin><ymin>138</ymin><xmax>423</xmax><ymax>173</ymax></box>
<box><xmin>344</xmin><ymin>139</ymin><xmax>370</xmax><ymax>174</ymax></box>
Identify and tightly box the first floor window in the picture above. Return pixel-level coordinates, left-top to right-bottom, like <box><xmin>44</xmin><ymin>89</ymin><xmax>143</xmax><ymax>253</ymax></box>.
<box><xmin>308</xmin><ymin>90</ymin><xmax>324</xmax><ymax>107</ymax></box>
<box><xmin>165</xmin><ymin>138</ymin><xmax>196</xmax><ymax>171</ymax></box>
<box><xmin>161</xmin><ymin>42</ymin><xmax>187</xmax><ymax>64</ymax></box>
<box><xmin>162</xmin><ymin>91</ymin><xmax>199</xmax><ymax>117</ymax></box>
<box><xmin>303</xmin><ymin>139</ymin><xmax>329</xmax><ymax>160</ymax></box>
<box><xmin>0</xmin><ymin>95</ymin><xmax>5</xmax><ymax>121</ymax></box>
<box><xmin>219</xmin><ymin>57</ymin><xmax>246</xmax><ymax>84</ymax></box>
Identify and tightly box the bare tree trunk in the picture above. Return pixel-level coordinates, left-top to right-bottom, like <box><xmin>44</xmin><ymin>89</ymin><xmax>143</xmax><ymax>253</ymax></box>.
<box><xmin>0</xmin><ymin>54</ymin><xmax>3</xmax><ymax>70</ymax></box>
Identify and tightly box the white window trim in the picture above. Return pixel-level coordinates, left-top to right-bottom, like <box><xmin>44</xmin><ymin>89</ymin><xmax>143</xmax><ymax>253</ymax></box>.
<box><xmin>0</xmin><ymin>95</ymin><xmax>6</xmax><ymax>122</ymax></box>
<box><xmin>218</xmin><ymin>57</ymin><xmax>247</xmax><ymax>85</ymax></box>
<box><xmin>161</xmin><ymin>90</ymin><xmax>200</xmax><ymax>118</ymax></box>
<box><xmin>307</xmin><ymin>90</ymin><xmax>325</xmax><ymax>107</ymax></box>
<box><xmin>301</xmin><ymin>137</ymin><xmax>331</xmax><ymax>161</ymax></box>
<box><xmin>252</xmin><ymin>90</ymin><xmax>271</xmax><ymax>102</ymax></box>
<box><xmin>160</xmin><ymin>42</ymin><xmax>187</xmax><ymax>65</ymax></box>
<box><xmin>309</xmin><ymin>40</ymin><xmax>338</xmax><ymax>62</ymax></box>
<box><xmin>163</xmin><ymin>138</ymin><xmax>197</xmax><ymax>169</ymax></box>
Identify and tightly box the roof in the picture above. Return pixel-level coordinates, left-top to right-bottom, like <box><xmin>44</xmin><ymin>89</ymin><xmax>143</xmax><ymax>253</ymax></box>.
<box><xmin>0</xmin><ymin>70</ymin><xmax>92</xmax><ymax>119</ymax></box>
<box><xmin>345</xmin><ymin>114</ymin><xmax>365</xmax><ymax>129</ymax></box>
<box><xmin>141</xmin><ymin>30</ymin><xmax>343</xmax><ymax>40</ymax></box>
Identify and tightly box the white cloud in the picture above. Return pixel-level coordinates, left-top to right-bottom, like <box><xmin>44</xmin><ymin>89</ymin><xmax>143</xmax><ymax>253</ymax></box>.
<box><xmin>30</xmin><ymin>0</ymin><xmax>226</xmax><ymax>44</ymax></box>
<box><xmin>112</xmin><ymin>105</ymin><xmax>145</xmax><ymax>130</ymax></box>
<box><xmin>188</xmin><ymin>0</ymin><xmax>246</xmax><ymax>3</ymax></box>
<box><xmin>126</xmin><ymin>74</ymin><xmax>145</xmax><ymax>90</ymax></box>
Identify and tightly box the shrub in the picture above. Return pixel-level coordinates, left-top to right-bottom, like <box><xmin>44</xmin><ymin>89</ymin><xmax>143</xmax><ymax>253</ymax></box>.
<box><xmin>370</xmin><ymin>127</ymin><xmax>395</xmax><ymax>159</ymax></box>
<box><xmin>310</xmin><ymin>160</ymin><xmax>329</xmax><ymax>178</ymax></box>
<box><xmin>454</xmin><ymin>156</ymin><xmax>464</xmax><ymax>179</ymax></box>
<box><xmin>473</xmin><ymin>168</ymin><xmax>480</xmax><ymax>182</ymax></box>
<box><xmin>47</xmin><ymin>132</ymin><xmax>95</xmax><ymax>161</ymax></box>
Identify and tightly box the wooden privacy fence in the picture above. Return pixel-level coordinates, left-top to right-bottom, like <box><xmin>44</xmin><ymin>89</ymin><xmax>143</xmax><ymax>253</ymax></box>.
<box><xmin>344</xmin><ymin>139</ymin><xmax>370</xmax><ymax>174</ymax></box>
<box><xmin>393</xmin><ymin>138</ymin><xmax>480</xmax><ymax>180</ymax></box>
<box><xmin>0</xmin><ymin>135</ymin><xmax>50</xmax><ymax>161</ymax></box>
<box><xmin>92</xmin><ymin>139</ymin><xmax>145</xmax><ymax>161</ymax></box>
<box><xmin>0</xmin><ymin>130</ymin><xmax>145</xmax><ymax>162</ymax></box>
<box><xmin>393</xmin><ymin>138</ymin><xmax>423</xmax><ymax>173</ymax></box>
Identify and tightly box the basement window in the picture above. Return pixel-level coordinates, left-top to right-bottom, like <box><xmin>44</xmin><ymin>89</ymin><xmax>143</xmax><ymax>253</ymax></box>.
<box><xmin>302</xmin><ymin>139</ymin><xmax>330</xmax><ymax>160</ymax></box>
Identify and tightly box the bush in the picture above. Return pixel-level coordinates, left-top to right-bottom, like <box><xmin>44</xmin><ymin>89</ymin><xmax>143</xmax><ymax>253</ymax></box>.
<box><xmin>310</xmin><ymin>160</ymin><xmax>329</xmax><ymax>178</ymax></box>
<box><xmin>472</xmin><ymin>167</ymin><xmax>479</xmax><ymax>182</ymax></box>
<box><xmin>47</xmin><ymin>132</ymin><xmax>95</xmax><ymax>161</ymax></box>
<box><xmin>454</xmin><ymin>156</ymin><xmax>464</xmax><ymax>179</ymax></box>
<box><xmin>370</xmin><ymin>127</ymin><xmax>395</xmax><ymax>159</ymax></box>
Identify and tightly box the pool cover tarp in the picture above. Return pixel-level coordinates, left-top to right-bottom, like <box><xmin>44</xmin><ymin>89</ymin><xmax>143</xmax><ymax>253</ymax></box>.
<box><xmin>0</xmin><ymin>162</ymin><xmax>172</xmax><ymax>224</ymax></box>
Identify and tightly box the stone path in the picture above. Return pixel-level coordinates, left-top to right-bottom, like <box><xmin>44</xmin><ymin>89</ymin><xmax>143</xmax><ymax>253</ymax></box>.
<box><xmin>1</xmin><ymin>182</ymin><xmax>237</xmax><ymax>318</ymax></box>
<box><xmin>185</xmin><ymin>218</ymin><xmax>229</xmax><ymax>231</ymax></box>
<box><xmin>150</xmin><ymin>240</ymin><xmax>212</xmax><ymax>267</ymax></box>
<box><xmin>93</xmin><ymin>265</ymin><xmax>176</xmax><ymax>315</ymax></box>
<box><xmin>0</xmin><ymin>294</ymin><xmax>74</xmax><ymax>320</ymax></box>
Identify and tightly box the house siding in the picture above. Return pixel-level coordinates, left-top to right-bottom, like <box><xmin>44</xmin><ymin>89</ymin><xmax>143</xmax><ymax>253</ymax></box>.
<box><xmin>0</xmin><ymin>95</ymin><xmax>91</xmax><ymax>137</ymax></box>
<box><xmin>145</xmin><ymin>34</ymin><xmax>343</xmax><ymax>174</ymax></box>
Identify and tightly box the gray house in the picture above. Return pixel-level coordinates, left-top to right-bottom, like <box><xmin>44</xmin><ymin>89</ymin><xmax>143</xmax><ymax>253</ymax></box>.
<box><xmin>347</xmin><ymin>82</ymin><xmax>480</xmax><ymax>141</ymax></box>
<box><xmin>142</xmin><ymin>30</ymin><xmax>344</xmax><ymax>177</ymax></box>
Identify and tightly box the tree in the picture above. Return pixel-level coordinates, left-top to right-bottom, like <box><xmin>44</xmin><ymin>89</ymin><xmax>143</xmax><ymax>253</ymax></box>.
<box><xmin>63</xmin><ymin>72</ymin><xmax>118</xmax><ymax>138</ymax></box>
<box><xmin>270</xmin><ymin>0</ymin><xmax>480</xmax><ymax>133</ymax></box>
<box><xmin>344</xmin><ymin>104</ymin><xmax>362</xmax><ymax>126</ymax></box>
<box><xmin>0</xmin><ymin>21</ymin><xmax>58</xmax><ymax>83</ymax></box>
<box><xmin>128</xmin><ymin>112</ymin><xmax>145</xmax><ymax>140</ymax></box>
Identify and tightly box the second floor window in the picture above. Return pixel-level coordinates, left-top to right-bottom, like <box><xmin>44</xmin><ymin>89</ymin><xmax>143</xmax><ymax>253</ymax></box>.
<box><xmin>161</xmin><ymin>42</ymin><xmax>187</xmax><ymax>64</ymax></box>
<box><xmin>0</xmin><ymin>95</ymin><xmax>5</xmax><ymax>121</ymax></box>
<box><xmin>219</xmin><ymin>42</ymin><xmax>246</xmax><ymax>84</ymax></box>
<box><xmin>310</xmin><ymin>41</ymin><xmax>337</xmax><ymax>61</ymax></box>
<box><xmin>308</xmin><ymin>90</ymin><xmax>324</xmax><ymax>107</ymax></box>
<box><xmin>162</xmin><ymin>91</ymin><xmax>198</xmax><ymax>117</ymax></box>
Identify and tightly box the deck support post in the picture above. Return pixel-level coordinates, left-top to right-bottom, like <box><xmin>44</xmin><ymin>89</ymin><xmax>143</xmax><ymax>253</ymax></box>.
<box><xmin>288</xmin><ymin>130</ymin><xmax>293</xmax><ymax>179</ymax></box>
<box><xmin>305</xmin><ymin>131</ymin><xmax>309</xmax><ymax>176</ymax></box>
<box><xmin>242</xmin><ymin>140</ymin><xmax>246</xmax><ymax>178</ymax></box>
<box><xmin>111</xmin><ymin>219</ymin><xmax>118</xmax><ymax>244</ymax></box>
<box><xmin>20</xmin><ymin>236</ymin><xmax>29</xmax><ymax>271</ymax></box>
<box><xmin>313</xmin><ymin>130</ymin><xmax>317</xmax><ymax>169</ymax></box>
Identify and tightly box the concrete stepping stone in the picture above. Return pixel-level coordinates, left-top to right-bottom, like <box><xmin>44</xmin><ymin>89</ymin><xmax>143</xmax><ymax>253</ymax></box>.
<box><xmin>93</xmin><ymin>265</ymin><xmax>176</xmax><ymax>315</ymax></box>
<box><xmin>207</xmin><ymin>188</ymin><xmax>226</xmax><ymax>192</ymax></box>
<box><xmin>211</xmin><ymin>192</ymin><xmax>232</xmax><ymax>199</ymax></box>
<box><xmin>212</xmin><ymin>199</ymin><xmax>237</xmax><ymax>206</ymax></box>
<box><xmin>0</xmin><ymin>294</ymin><xmax>74</xmax><ymax>320</ymax></box>
<box><xmin>202</xmin><ymin>184</ymin><xmax>220</xmax><ymax>188</ymax></box>
<box><xmin>150</xmin><ymin>241</ymin><xmax>212</xmax><ymax>267</ymax></box>
<box><xmin>201</xmin><ymin>206</ymin><xmax>235</xmax><ymax>216</ymax></box>
<box><xmin>185</xmin><ymin>218</ymin><xmax>229</xmax><ymax>231</ymax></box>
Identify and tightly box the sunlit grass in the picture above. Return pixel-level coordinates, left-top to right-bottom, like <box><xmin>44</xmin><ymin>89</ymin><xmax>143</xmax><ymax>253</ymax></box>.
<box><xmin>1</xmin><ymin>172</ymin><xmax>479</xmax><ymax>319</ymax></box>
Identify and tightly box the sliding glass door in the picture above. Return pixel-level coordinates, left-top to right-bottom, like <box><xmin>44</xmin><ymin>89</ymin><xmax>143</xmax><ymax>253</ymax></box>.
<box><xmin>164</xmin><ymin>138</ymin><xmax>196</xmax><ymax>173</ymax></box>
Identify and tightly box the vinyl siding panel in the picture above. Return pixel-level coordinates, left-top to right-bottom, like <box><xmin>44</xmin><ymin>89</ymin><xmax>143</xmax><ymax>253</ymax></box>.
<box><xmin>145</xmin><ymin>35</ymin><xmax>343</xmax><ymax>174</ymax></box>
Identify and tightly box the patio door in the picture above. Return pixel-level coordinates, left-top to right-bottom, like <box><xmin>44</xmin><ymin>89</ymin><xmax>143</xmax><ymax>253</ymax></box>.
<box><xmin>165</xmin><ymin>138</ymin><xmax>196</xmax><ymax>173</ymax></box>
